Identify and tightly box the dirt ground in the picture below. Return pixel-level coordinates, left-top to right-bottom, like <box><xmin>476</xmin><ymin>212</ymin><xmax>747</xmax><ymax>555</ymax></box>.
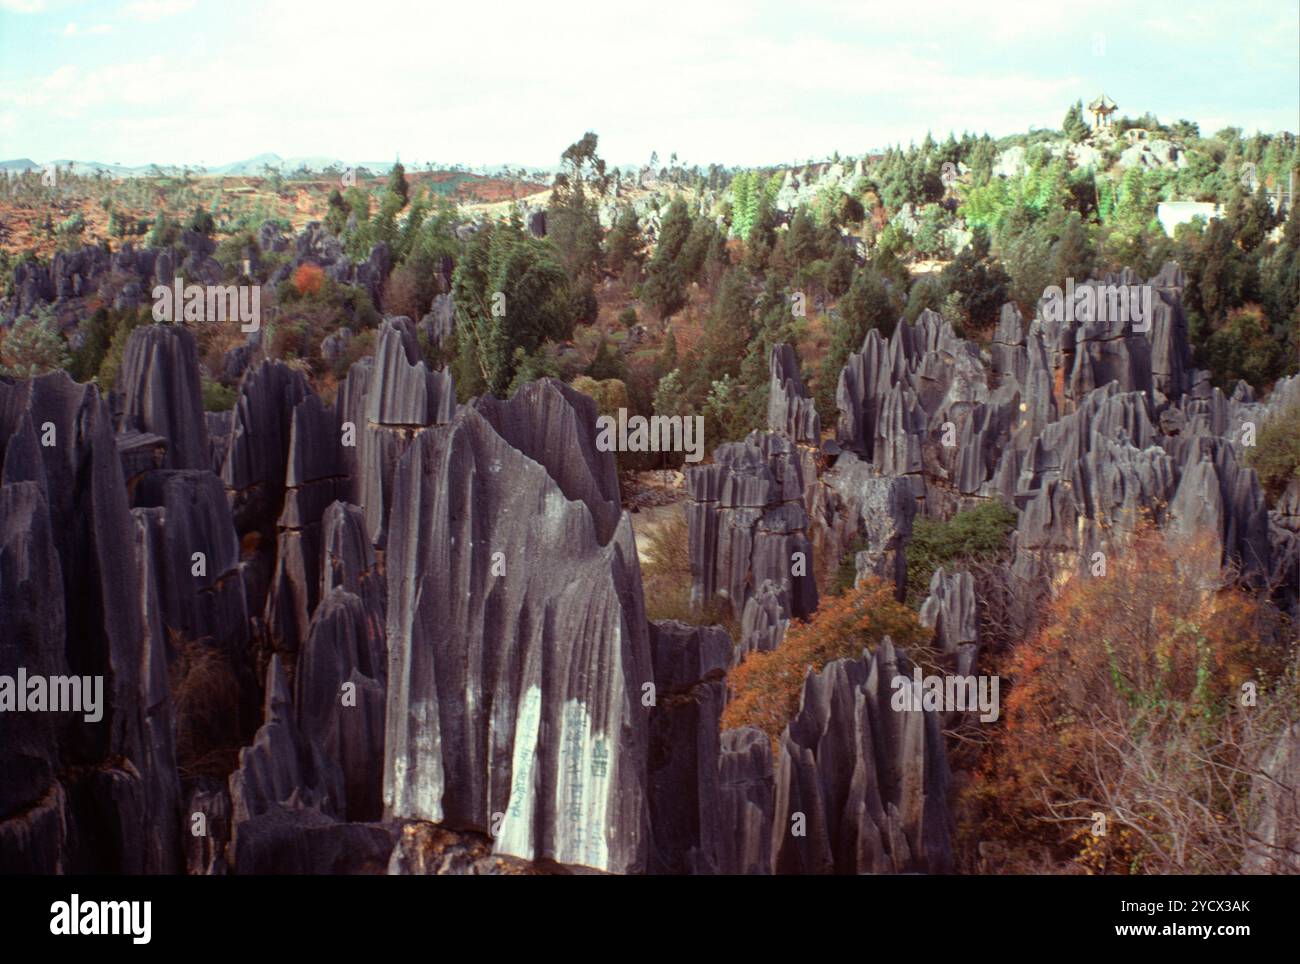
<box><xmin>624</xmin><ymin>469</ymin><xmax>687</xmax><ymax>565</ymax></box>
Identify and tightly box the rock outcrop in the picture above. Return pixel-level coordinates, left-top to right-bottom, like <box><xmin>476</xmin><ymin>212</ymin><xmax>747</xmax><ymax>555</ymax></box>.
<box><xmin>919</xmin><ymin>568</ymin><xmax>978</xmax><ymax>677</ymax></box>
<box><xmin>265</xmin><ymin>394</ymin><xmax>348</xmax><ymax>655</ymax></box>
<box><xmin>0</xmin><ymin>372</ymin><xmax>181</xmax><ymax>873</ymax></box>
<box><xmin>114</xmin><ymin>324</ymin><xmax>210</xmax><ymax>470</ymax></box>
<box><xmin>383</xmin><ymin>378</ymin><xmax>652</xmax><ymax>873</ymax></box>
<box><xmin>686</xmin><ymin>431</ymin><xmax>818</xmax><ymax>619</ymax></box>
<box><xmin>646</xmin><ymin>620</ymin><xmax>731</xmax><ymax>874</ymax></box>
<box><xmin>772</xmin><ymin>639</ymin><xmax>953</xmax><ymax>874</ymax></box>
<box><xmin>356</xmin><ymin>316</ymin><xmax>456</xmax><ymax>548</ymax></box>
<box><xmin>767</xmin><ymin>343</ymin><xmax>820</xmax><ymax>444</ymax></box>
<box><xmin>1243</xmin><ymin>723</ymin><xmax>1300</xmax><ymax>874</ymax></box>
<box><xmin>716</xmin><ymin>728</ymin><xmax>775</xmax><ymax>875</ymax></box>
<box><xmin>220</xmin><ymin>360</ymin><xmax>312</xmax><ymax>538</ymax></box>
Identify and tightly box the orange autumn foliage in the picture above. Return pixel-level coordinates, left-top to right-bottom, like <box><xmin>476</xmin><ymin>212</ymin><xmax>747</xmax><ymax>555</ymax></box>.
<box><xmin>968</xmin><ymin>526</ymin><xmax>1290</xmax><ymax>870</ymax></box>
<box><xmin>722</xmin><ymin>577</ymin><xmax>929</xmax><ymax>751</ymax></box>
<box><xmin>292</xmin><ymin>262</ymin><xmax>326</xmax><ymax>298</ymax></box>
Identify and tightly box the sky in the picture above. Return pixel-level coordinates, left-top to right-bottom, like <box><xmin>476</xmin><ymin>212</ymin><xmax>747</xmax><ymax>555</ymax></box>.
<box><xmin>0</xmin><ymin>0</ymin><xmax>1297</xmax><ymax>171</ymax></box>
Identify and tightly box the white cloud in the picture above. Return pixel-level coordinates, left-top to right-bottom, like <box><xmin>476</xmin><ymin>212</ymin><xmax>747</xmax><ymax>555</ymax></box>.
<box><xmin>122</xmin><ymin>0</ymin><xmax>194</xmax><ymax>21</ymax></box>
<box><xmin>0</xmin><ymin>0</ymin><xmax>47</xmax><ymax>13</ymax></box>
<box><xmin>63</xmin><ymin>22</ymin><xmax>113</xmax><ymax>36</ymax></box>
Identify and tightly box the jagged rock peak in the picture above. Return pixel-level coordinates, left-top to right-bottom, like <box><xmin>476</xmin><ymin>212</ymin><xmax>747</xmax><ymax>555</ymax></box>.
<box><xmin>767</xmin><ymin>343</ymin><xmax>820</xmax><ymax>444</ymax></box>
<box><xmin>114</xmin><ymin>324</ymin><xmax>210</xmax><ymax>470</ymax></box>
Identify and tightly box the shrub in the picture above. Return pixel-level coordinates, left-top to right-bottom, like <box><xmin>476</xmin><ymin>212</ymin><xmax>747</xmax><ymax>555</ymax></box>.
<box><xmin>967</xmin><ymin>528</ymin><xmax>1293</xmax><ymax>874</ymax></box>
<box><xmin>292</xmin><ymin>263</ymin><xmax>326</xmax><ymax>298</ymax></box>
<box><xmin>1201</xmin><ymin>305</ymin><xmax>1289</xmax><ymax>389</ymax></box>
<box><xmin>214</xmin><ymin>230</ymin><xmax>257</xmax><ymax>279</ymax></box>
<box><xmin>269</xmin><ymin>318</ymin><xmax>310</xmax><ymax>361</ymax></box>
<box><xmin>168</xmin><ymin>630</ymin><xmax>244</xmax><ymax>780</ymax></box>
<box><xmin>201</xmin><ymin>377</ymin><xmax>238</xmax><ymax>412</ymax></box>
<box><xmin>827</xmin><ymin>535</ymin><xmax>866</xmax><ymax>596</ymax></box>
<box><xmin>96</xmin><ymin>308</ymin><xmax>148</xmax><ymax>392</ymax></box>
<box><xmin>571</xmin><ymin>375</ymin><xmax>628</xmax><ymax>416</ymax></box>
<box><xmin>722</xmin><ymin>578</ymin><xmax>930</xmax><ymax>751</ymax></box>
<box><xmin>0</xmin><ymin>307</ymin><xmax>71</xmax><ymax>378</ymax></box>
<box><xmin>905</xmin><ymin>500</ymin><xmax>1017</xmax><ymax>606</ymax></box>
<box><xmin>1247</xmin><ymin>401</ymin><xmax>1300</xmax><ymax>503</ymax></box>
<box><xmin>69</xmin><ymin>308</ymin><xmax>112</xmax><ymax>383</ymax></box>
<box><xmin>382</xmin><ymin>260</ymin><xmax>430</xmax><ymax>321</ymax></box>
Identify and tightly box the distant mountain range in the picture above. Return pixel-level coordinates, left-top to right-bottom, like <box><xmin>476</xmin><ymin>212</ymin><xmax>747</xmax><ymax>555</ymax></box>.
<box><xmin>0</xmin><ymin>154</ymin><xmax>555</xmax><ymax>179</ymax></box>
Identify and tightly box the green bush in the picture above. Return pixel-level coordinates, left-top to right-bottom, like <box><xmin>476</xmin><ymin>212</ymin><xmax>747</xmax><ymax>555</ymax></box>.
<box><xmin>829</xmin><ymin>535</ymin><xmax>867</xmax><ymax>596</ymax></box>
<box><xmin>69</xmin><ymin>308</ymin><xmax>112</xmax><ymax>383</ymax></box>
<box><xmin>905</xmin><ymin>500</ymin><xmax>1017</xmax><ymax>606</ymax></box>
<box><xmin>0</xmin><ymin>306</ymin><xmax>71</xmax><ymax>378</ymax></box>
<box><xmin>201</xmin><ymin>377</ymin><xmax>238</xmax><ymax>412</ymax></box>
<box><xmin>1247</xmin><ymin>402</ymin><xmax>1300</xmax><ymax>503</ymax></box>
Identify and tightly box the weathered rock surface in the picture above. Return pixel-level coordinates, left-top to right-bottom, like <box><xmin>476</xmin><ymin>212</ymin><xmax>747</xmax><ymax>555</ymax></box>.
<box><xmin>113</xmin><ymin>324</ymin><xmax>210</xmax><ymax>470</ymax></box>
<box><xmin>296</xmin><ymin>588</ymin><xmax>386</xmax><ymax>821</ymax></box>
<box><xmin>716</xmin><ymin>728</ymin><xmax>775</xmax><ymax>875</ymax></box>
<box><xmin>811</xmin><ymin>451</ymin><xmax>914</xmax><ymax>597</ymax></box>
<box><xmin>387</xmin><ymin>821</ymin><xmax>547</xmax><ymax>875</ymax></box>
<box><xmin>265</xmin><ymin>393</ymin><xmax>348</xmax><ymax>654</ymax></box>
<box><xmin>0</xmin><ymin>372</ymin><xmax>180</xmax><ymax>873</ymax></box>
<box><xmin>772</xmin><ymin>639</ymin><xmax>953</xmax><ymax>874</ymax></box>
<box><xmin>132</xmin><ymin>469</ymin><xmax>250</xmax><ymax>656</ymax></box>
<box><xmin>229</xmin><ymin>656</ymin><xmax>342</xmax><ymax>852</ymax></box>
<box><xmin>647</xmin><ymin>620</ymin><xmax>731</xmax><ymax>874</ymax></box>
<box><xmin>383</xmin><ymin>378</ymin><xmax>652</xmax><ymax>873</ymax></box>
<box><xmin>737</xmin><ymin>579</ymin><xmax>789</xmax><ymax>661</ymax></box>
<box><xmin>919</xmin><ymin>568</ymin><xmax>978</xmax><ymax>677</ymax></box>
<box><xmin>768</xmin><ymin>343</ymin><xmax>820</xmax><ymax>444</ymax></box>
<box><xmin>220</xmin><ymin>359</ymin><xmax>312</xmax><ymax>537</ymax></box>
<box><xmin>418</xmin><ymin>292</ymin><xmax>456</xmax><ymax>348</ymax></box>
<box><xmin>230</xmin><ymin>804</ymin><xmax>395</xmax><ymax>875</ymax></box>
<box><xmin>686</xmin><ymin>431</ymin><xmax>818</xmax><ymax>619</ymax></box>
<box><xmin>357</xmin><ymin>316</ymin><xmax>456</xmax><ymax>548</ymax></box>
<box><xmin>1243</xmin><ymin>723</ymin><xmax>1300</xmax><ymax>874</ymax></box>
<box><xmin>185</xmin><ymin>783</ymin><xmax>230</xmax><ymax>875</ymax></box>
<box><xmin>0</xmin><ymin>481</ymin><xmax>66</xmax><ymax>832</ymax></box>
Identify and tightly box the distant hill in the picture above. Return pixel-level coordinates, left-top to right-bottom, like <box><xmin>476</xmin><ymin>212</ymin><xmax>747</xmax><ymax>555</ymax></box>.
<box><xmin>0</xmin><ymin>158</ymin><xmax>191</xmax><ymax>177</ymax></box>
<box><xmin>0</xmin><ymin>153</ymin><xmax>560</xmax><ymax>181</ymax></box>
<box><xmin>205</xmin><ymin>152</ymin><xmax>285</xmax><ymax>176</ymax></box>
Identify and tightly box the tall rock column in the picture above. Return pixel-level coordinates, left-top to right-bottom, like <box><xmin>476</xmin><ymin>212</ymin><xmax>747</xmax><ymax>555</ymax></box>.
<box><xmin>383</xmin><ymin>379</ymin><xmax>653</xmax><ymax>873</ymax></box>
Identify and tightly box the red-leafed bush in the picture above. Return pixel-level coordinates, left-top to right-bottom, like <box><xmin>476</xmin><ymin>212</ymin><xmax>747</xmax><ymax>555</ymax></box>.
<box><xmin>292</xmin><ymin>262</ymin><xmax>326</xmax><ymax>298</ymax></box>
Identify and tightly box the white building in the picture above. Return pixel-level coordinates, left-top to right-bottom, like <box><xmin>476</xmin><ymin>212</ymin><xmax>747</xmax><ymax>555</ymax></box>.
<box><xmin>1156</xmin><ymin>201</ymin><xmax>1222</xmax><ymax>236</ymax></box>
